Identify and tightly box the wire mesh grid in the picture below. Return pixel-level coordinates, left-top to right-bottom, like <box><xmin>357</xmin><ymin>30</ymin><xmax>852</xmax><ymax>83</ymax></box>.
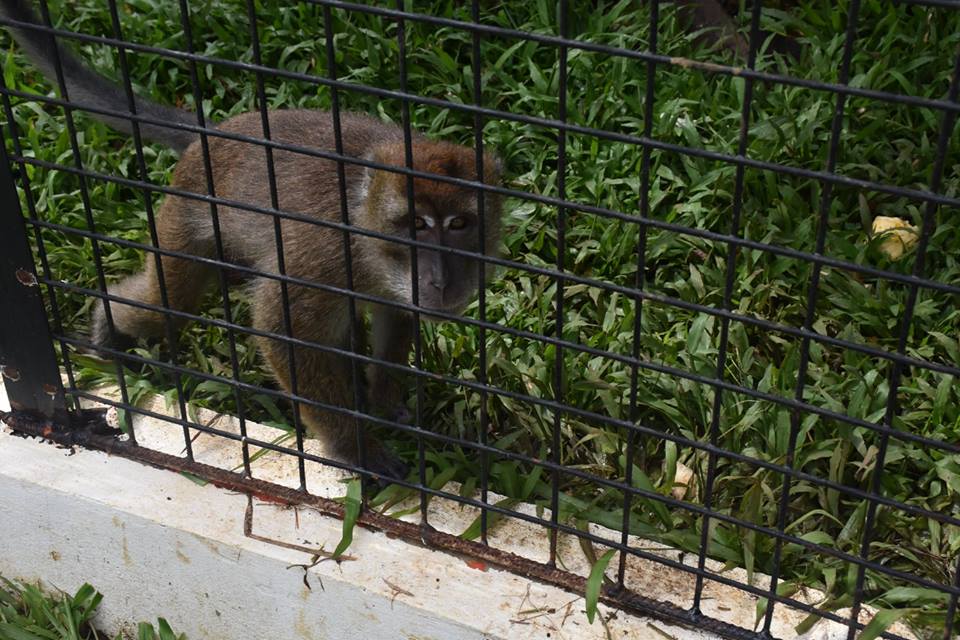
<box><xmin>0</xmin><ymin>1</ymin><xmax>958</xmax><ymax>638</ymax></box>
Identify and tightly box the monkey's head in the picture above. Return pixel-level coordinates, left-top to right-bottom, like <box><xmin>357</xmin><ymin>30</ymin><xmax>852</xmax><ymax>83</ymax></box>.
<box><xmin>361</xmin><ymin>141</ymin><xmax>504</xmax><ymax>314</ymax></box>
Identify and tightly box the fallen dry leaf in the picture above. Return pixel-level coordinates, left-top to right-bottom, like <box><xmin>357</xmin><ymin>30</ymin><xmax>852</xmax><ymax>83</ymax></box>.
<box><xmin>872</xmin><ymin>216</ymin><xmax>918</xmax><ymax>261</ymax></box>
<box><xmin>671</xmin><ymin>462</ymin><xmax>697</xmax><ymax>500</ymax></box>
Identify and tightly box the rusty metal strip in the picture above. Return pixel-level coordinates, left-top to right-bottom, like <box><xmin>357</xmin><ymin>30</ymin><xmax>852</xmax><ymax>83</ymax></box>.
<box><xmin>1</xmin><ymin>408</ymin><xmax>759</xmax><ymax>640</ymax></box>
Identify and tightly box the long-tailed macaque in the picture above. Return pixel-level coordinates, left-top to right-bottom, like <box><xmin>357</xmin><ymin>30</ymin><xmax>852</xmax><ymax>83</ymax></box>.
<box><xmin>1</xmin><ymin>0</ymin><xmax>503</xmax><ymax>479</ymax></box>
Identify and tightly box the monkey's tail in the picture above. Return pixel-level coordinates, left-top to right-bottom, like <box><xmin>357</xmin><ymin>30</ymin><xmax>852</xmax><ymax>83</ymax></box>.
<box><xmin>1</xmin><ymin>0</ymin><xmax>198</xmax><ymax>153</ymax></box>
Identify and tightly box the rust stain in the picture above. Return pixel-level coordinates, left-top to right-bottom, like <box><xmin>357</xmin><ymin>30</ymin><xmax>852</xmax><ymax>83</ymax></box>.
<box><xmin>294</xmin><ymin>608</ymin><xmax>316</xmax><ymax>640</ymax></box>
<box><xmin>175</xmin><ymin>542</ymin><xmax>191</xmax><ymax>564</ymax></box>
<box><xmin>248</xmin><ymin>489</ymin><xmax>291</xmax><ymax>506</ymax></box>
<box><xmin>14</xmin><ymin>268</ymin><xmax>37</xmax><ymax>287</ymax></box>
<box><xmin>0</xmin><ymin>365</ymin><xmax>21</xmax><ymax>382</ymax></box>
<box><xmin>466</xmin><ymin>559</ymin><xmax>488</xmax><ymax>572</ymax></box>
<box><xmin>189</xmin><ymin>532</ymin><xmax>243</xmax><ymax>563</ymax></box>
<box><xmin>49</xmin><ymin>550</ymin><xmax>61</xmax><ymax>561</ymax></box>
<box><xmin>190</xmin><ymin>533</ymin><xmax>220</xmax><ymax>555</ymax></box>
<box><xmin>121</xmin><ymin>536</ymin><xmax>133</xmax><ymax>566</ymax></box>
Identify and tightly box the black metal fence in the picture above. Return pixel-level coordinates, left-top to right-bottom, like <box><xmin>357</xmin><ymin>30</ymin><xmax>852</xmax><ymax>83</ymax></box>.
<box><xmin>1</xmin><ymin>1</ymin><xmax>958</xmax><ymax>639</ymax></box>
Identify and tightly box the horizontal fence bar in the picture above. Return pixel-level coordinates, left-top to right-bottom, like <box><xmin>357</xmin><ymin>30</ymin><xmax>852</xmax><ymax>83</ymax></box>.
<box><xmin>43</xmin><ymin>319</ymin><xmax>960</xmax><ymax>535</ymax></box>
<box><xmin>305</xmin><ymin>0</ymin><xmax>960</xmax><ymax>110</ymax></box>
<box><xmin>2</xmin><ymin>18</ymin><xmax>960</xmax><ymax>213</ymax></box>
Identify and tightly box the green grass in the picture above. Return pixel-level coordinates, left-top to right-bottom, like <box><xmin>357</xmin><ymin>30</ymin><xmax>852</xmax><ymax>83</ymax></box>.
<box><xmin>0</xmin><ymin>577</ymin><xmax>186</xmax><ymax>640</ymax></box>
<box><xmin>2</xmin><ymin>0</ymin><xmax>959</xmax><ymax>636</ymax></box>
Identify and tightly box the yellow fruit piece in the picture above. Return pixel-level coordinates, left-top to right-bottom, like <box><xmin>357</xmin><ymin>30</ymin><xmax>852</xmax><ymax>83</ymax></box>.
<box><xmin>871</xmin><ymin>216</ymin><xmax>919</xmax><ymax>261</ymax></box>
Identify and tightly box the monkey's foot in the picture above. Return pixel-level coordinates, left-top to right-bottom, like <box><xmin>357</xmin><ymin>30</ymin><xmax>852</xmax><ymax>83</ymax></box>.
<box><xmin>86</xmin><ymin>320</ymin><xmax>138</xmax><ymax>360</ymax></box>
<box><xmin>367</xmin><ymin>450</ymin><xmax>410</xmax><ymax>484</ymax></box>
<box><xmin>330</xmin><ymin>438</ymin><xmax>410</xmax><ymax>483</ymax></box>
<box><xmin>89</xmin><ymin>306</ymin><xmax>138</xmax><ymax>355</ymax></box>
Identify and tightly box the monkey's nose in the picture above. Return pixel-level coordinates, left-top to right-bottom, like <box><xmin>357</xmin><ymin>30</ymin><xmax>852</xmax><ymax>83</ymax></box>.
<box><xmin>427</xmin><ymin>268</ymin><xmax>448</xmax><ymax>291</ymax></box>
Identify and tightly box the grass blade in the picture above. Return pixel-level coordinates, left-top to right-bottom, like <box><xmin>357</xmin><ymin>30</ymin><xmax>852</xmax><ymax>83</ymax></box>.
<box><xmin>460</xmin><ymin>498</ymin><xmax>519</xmax><ymax>541</ymax></box>
<box><xmin>585</xmin><ymin>549</ymin><xmax>615</xmax><ymax>624</ymax></box>
<box><xmin>332</xmin><ymin>478</ymin><xmax>362</xmax><ymax>559</ymax></box>
<box><xmin>859</xmin><ymin>609</ymin><xmax>913</xmax><ymax>640</ymax></box>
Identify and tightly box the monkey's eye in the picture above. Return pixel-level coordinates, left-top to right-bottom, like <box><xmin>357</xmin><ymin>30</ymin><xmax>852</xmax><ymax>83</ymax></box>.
<box><xmin>448</xmin><ymin>216</ymin><xmax>468</xmax><ymax>230</ymax></box>
<box><xmin>414</xmin><ymin>216</ymin><xmax>427</xmax><ymax>231</ymax></box>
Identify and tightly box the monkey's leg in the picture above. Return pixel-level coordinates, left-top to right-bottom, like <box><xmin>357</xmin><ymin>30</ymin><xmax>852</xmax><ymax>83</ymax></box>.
<box><xmin>253</xmin><ymin>281</ymin><xmax>409</xmax><ymax>480</ymax></box>
<box><xmin>90</xmin><ymin>198</ymin><xmax>216</xmax><ymax>349</ymax></box>
<box><xmin>367</xmin><ymin>304</ymin><xmax>415</xmax><ymax>423</ymax></box>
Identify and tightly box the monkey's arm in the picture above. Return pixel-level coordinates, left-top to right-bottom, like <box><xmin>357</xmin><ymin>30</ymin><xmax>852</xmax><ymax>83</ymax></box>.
<box><xmin>0</xmin><ymin>0</ymin><xmax>198</xmax><ymax>152</ymax></box>
<box><xmin>367</xmin><ymin>305</ymin><xmax>416</xmax><ymax>423</ymax></box>
<box><xmin>672</xmin><ymin>0</ymin><xmax>748</xmax><ymax>58</ymax></box>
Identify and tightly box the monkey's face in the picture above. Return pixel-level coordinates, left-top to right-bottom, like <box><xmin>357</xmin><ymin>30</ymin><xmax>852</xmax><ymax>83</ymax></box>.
<box><xmin>364</xmin><ymin>142</ymin><xmax>503</xmax><ymax>314</ymax></box>
<box><xmin>375</xmin><ymin>201</ymin><xmax>499</xmax><ymax>314</ymax></box>
<box><xmin>413</xmin><ymin>208</ymin><xmax>484</xmax><ymax>312</ymax></box>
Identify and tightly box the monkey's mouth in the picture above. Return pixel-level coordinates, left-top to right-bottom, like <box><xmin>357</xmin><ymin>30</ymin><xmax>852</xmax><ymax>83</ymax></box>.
<box><xmin>414</xmin><ymin>293</ymin><xmax>472</xmax><ymax>317</ymax></box>
<box><xmin>417</xmin><ymin>301</ymin><xmax>468</xmax><ymax>316</ymax></box>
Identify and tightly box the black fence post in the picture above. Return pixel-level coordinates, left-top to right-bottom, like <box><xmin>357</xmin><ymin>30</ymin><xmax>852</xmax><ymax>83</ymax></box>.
<box><xmin>0</xmin><ymin>143</ymin><xmax>67</xmax><ymax>421</ymax></box>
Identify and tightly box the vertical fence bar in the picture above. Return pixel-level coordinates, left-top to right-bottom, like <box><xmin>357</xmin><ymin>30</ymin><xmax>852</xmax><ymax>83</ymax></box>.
<box><xmin>105</xmin><ymin>0</ymin><xmax>194</xmax><ymax>460</ymax></box>
<box><xmin>469</xmin><ymin>0</ymin><xmax>491</xmax><ymax>544</ymax></box>
<box><xmin>175</xmin><ymin>0</ymin><xmax>251</xmax><ymax>473</ymax></box>
<box><xmin>845</xmin><ymin>48</ymin><xmax>960</xmax><ymax>640</ymax></box>
<box><xmin>618</xmin><ymin>0</ymin><xmax>658</xmax><ymax>590</ymax></box>
<box><xmin>691</xmin><ymin>0</ymin><xmax>765</xmax><ymax>614</ymax></box>
<box><xmin>321</xmin><ymin>4</ymin><xmax>368</xmax><ymax>493</ymax></box>
<box><xmin>244</xmin><ymin>0</ymin><xmax>307</xmax><ymax>486</ymax></box>
<box><xmin>36</xmin><ymin>0</ymin><xmax>136</xmax><ymax>439</ymax></box>
<box><xmin>548</xmin><ymin>0</ymin><xmax>569</xmax><ymax>568</ymax></box>
<box><xmin>763</xmin><ymin>0</ymin><xmax>863</xmax><ymax>632</ymax></box>
<box><xmin>944</xmin><ymin>553</ymin><xmax>960</xmax><ymax>640</ymax></box>
<box><xmin>0</xmin><ymin>51</ymin><xmax>78</xmax><ymax>416</ymax></box>
<box><xmin>0</xmin><ymin>145</ymin><xmax>66</xmax><ymax>420</ymax></box>
<box><xmin>393</xmin><ymin>0</ymin><xmax>427</xmax><ymax>524</ymax></box>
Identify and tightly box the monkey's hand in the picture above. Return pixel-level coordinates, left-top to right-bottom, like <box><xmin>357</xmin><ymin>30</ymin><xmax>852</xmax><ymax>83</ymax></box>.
<box><xmin>381</xmin><ymin>404</ymin><xmax>413</xmax><ymax>425</ymax></box>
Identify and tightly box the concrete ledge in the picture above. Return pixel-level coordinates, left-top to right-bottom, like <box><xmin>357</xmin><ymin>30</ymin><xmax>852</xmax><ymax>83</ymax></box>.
<box><xmin>0</xmin><ymin>382</ymin><xmax>915</xmax><ymax>639</ymax></box>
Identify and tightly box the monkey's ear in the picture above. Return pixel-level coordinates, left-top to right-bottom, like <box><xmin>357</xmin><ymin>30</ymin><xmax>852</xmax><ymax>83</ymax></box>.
<box><xmin>482</xmin><ymin>151</ymin><xmax>504</xmax><ymax>184</ymax></box>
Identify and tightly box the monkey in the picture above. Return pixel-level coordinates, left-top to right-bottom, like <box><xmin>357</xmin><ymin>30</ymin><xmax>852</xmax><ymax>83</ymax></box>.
<box><xmin>0</xmin><ymin>0</ymin><xmax>504</xmax><ymax>479</ymax></box>
<box><xmin>672</xmin><ymin>0</ymin><xmax>802</xmax><ymax>61</ymax></box>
